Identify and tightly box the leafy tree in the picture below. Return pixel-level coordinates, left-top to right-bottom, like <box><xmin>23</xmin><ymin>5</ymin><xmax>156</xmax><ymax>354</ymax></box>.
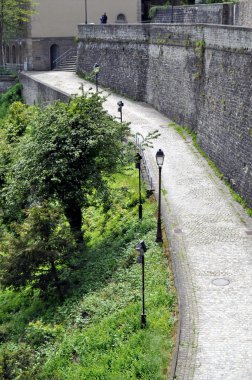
<box><xmin>0</xmin><ymin>202</ymin><xmax>77</xmax><ymax>298</ymax></box>
<box><xmin>0</xmin><ymin>0</ymin><xmax>36</xmax><ymax>64</ymax></box>
<box><xmin>1</xmin><ymin>93</ymin><xmax>131</xmax><ymax>241</ymax></box>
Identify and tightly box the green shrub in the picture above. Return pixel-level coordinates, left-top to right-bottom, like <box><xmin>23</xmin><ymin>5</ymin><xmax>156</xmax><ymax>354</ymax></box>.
<box><xmin>0</xmin><ymin>83</ymin><xmax>22</xmax><ymax>120</ymax></box>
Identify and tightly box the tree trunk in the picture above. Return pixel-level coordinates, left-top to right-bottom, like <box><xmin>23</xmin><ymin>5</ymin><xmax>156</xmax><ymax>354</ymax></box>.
<box><xmin>50</xmin><ymin>258</ymin><xmax>64</xmax><ymax>301</ymax></box>
<box><xmin>64</xmin><ymin>201</ymin><xmax>84</xmax><ymax>243</ymax></box>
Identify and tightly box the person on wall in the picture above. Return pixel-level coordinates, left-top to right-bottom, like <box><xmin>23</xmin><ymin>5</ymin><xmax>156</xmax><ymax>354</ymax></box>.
<box><xmin>100</xmin><ymin>12</ymin><xmax>108</xmax><ymax>24</ymax></box>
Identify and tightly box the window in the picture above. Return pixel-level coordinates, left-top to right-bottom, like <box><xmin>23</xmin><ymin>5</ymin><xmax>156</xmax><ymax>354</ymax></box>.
<box><xmin>116</xmin><ymin>13</ymin><xmax>127</xmax><ymax>23</ymax></box>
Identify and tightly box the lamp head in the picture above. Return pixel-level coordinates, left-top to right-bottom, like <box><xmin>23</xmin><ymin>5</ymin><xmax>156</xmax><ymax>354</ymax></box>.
<box><xmin>135</xmin><ymin>240</ymin><xmax>147</xmax><ymax>255</ymax></box>
<box><xmin>135</xmin><ymin>152</ymin><xmax>142</xmax><ymax>169</ymax></box>
<box><xmin>117</xmin><ymin>100</ymin><xmax>124</xmax><ymax>107</ymax></box>
<box><xmin>93</xmin><ymin>63</ymin><xmax>100</xmax><ymax>73</ymax></box>
<box><xmin>156</xmin><ymin>149</ymin><xmax>165</xmax><ymax>167</ymax></box>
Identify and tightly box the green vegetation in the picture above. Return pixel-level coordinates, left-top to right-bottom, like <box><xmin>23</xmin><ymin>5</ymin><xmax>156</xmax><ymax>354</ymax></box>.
<box><xmin>168</xmin><ymin>122</ymin><xmax>252</xmax><ymax>217</ymax></box>
<box><xmin>0</xmin><ymin>82</ymin><xmax>22</xmax><ymax>120</ymax></box>
<box><xmin>0</xmin><ymin>92</ymin><xmax>130</xmax><ymax>242</ymax></box>
<box><xmin>0</xmin><ymin>168</ymin><xmax>177</xmax><ymax>379</ymax></box>
<box><xmin>148</xmin><ymin>2</ymin><xmax>170</xmax><ymax>20</ymax></box>
<box><xmin>0</xmin><ymin>93</ymin><xmax>177</xmax><ymax>378</ymax></box>
<box><xmin>195</xmin><ymin>39</ymin><xmax>205</xmax><ymax>58</ymax></box>
<box><xmin>0</xmin><ymin>67</ymin><xmax>14</xmax><ymax>75</ymax></box>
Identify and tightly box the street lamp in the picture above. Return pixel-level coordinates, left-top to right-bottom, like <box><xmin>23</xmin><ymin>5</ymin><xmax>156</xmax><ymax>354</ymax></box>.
<box><xmin>93</xmin><ymin>63</ymin><xmax>100</xmax><ymax>93</ymax></box>
<box><xmin>155</xmin><ymin>149</ymin><xmax>165</xmax><ymax>243</ymax></box>
<box><xmin>117</xmin><ymin>100</ymin><xmax>124</xmax><ymax>123</ymax></box>
<box><xmin>136</xmin><ymin>152</ymin><xmax>143</xmax><ymax>220</ymax></box>
<box><xmin>136</xmin><ymin>240</ymin><xmax>147</xmax><ymax>328</ymax></box>
<box><xmin>84</xmin><ymin>0</ymin><xmax>87</xmax><ymax>24</ymax></box>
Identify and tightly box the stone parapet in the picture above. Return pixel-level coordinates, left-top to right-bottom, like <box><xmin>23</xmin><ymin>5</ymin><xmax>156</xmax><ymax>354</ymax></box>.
<box><xmin>78</xmin><ymin>23</ymin><xmax>252</xmax><ymax>51</ymax></box>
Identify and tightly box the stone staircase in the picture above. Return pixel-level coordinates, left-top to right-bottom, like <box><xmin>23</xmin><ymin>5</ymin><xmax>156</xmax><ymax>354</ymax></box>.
<box><xmin>53</xmin><ymin>55</ymin><xmax>77</xmax><ymax>72</ymax></box>
<box><xmin>52</xmin><ymin>48</ymin><xmax>77</xmax><ymax>72</ymax></box>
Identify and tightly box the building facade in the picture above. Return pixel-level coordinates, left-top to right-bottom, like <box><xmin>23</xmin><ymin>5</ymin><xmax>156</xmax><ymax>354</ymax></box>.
<box><xmin>4</xmin><ymin>0</ymin><xmax>252</xmax><ymax>71</ymax></box>
<box><xmin>5</xmin><ymin>0</ymin><xmax>142</xmax><ymax>71</ymax></box>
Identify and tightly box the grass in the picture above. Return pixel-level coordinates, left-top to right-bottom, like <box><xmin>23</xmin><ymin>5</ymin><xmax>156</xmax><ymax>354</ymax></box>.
<box><xmin>0</xmin><ymin>166</ymin><xmax>177</xmax><ymax>379</ymax></box>
<box><xmin>168</xmin><ymin>122</ymin><xmax>252</xmax><ymax>218</ymax></box>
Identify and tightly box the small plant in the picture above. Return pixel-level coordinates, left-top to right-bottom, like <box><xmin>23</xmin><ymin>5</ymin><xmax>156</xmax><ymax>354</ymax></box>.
<box><xmin>195</xmin><ymin>39</ymin><xmax>205</xmax><ymax>58</ymax></box>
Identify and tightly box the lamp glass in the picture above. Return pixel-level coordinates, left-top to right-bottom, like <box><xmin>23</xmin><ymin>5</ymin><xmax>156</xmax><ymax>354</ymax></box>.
<box><xmin>93</xmin><ymin>63</ymin><xmax>100</xmax><ymax>73</ymax></box>
<box><xmin>156</xmin><ymin>149</ymin><xmax>164</xmax><ymax>167</ymax></box>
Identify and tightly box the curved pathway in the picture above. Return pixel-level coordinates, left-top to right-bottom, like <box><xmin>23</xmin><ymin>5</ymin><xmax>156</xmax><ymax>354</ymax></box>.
<box><xmin>24</xmin><ymin>71</ymin><xmax>252</xmax><ymax>380</ymax></box>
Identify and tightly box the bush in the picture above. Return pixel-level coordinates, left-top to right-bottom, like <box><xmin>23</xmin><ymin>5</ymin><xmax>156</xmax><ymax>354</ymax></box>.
<box><xmin>0</xmin><ymin>83</ymin><xmax>22</xmax><ymax>120</ymax></box>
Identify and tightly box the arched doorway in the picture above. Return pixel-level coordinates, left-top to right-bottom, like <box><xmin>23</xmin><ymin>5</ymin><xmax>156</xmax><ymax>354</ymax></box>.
<box><xmin>50</xmin><ymin>44</ymin><xmax>60</xmax><ymax>69</ymax></box>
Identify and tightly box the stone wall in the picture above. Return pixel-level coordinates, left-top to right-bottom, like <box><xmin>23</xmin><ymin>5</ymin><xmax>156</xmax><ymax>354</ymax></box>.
<box><xmin>152</xmin><ymin>2</ymin><xmax>252</xmax><ymax>27</ymax></box>
<box><xmin>20</xmin><ymin>72</ymin><xmax>69</xmax><ymax>105</ymax></box>
<box><xmin>0</xmin><ymin>76</ymin><xmax>16</xmax><ymax>93</ymax></box>
<box><xmin>77</xmin><ymin>25</ymin><xmax>149</xmax><ymax>100</ymax></box>
<box><xmin>77</xmin><ymin>24</ymin><xmax>252</xmax><ymax>207</ymax></box>
<box><xmin>153</xmin><ymin>3</ymin><xmax>235</xmax><ymax>25</ymax></box>
<box><xmin>235</xmin><ymin>0</ymin><xmax>252</xmax><ymax>27</ymax></box>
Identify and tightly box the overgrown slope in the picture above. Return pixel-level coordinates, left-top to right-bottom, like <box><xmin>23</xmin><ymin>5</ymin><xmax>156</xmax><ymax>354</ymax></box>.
<box><xmin>0</xmin><ymin>168</ymin><xmax>177</xmax><ymax>379</ymax></box>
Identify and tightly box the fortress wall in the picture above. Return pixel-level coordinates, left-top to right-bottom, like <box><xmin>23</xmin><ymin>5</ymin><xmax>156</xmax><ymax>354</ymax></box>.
<box><xmin>77</xmin><ymin>24</ymin><xmax>252</xmax><ymax>206</ymax></box>
<box><xmin>197</xmin><ymin>48</ymin><xmax>252</xmax><ymax>203</ymax></box>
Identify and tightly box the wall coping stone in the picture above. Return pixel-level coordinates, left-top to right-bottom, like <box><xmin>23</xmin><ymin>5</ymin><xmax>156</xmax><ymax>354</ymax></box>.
<box><xmin>78</xmin><ymin>24</ymin><xmax>252</xmax><ymax>51</ymax></box>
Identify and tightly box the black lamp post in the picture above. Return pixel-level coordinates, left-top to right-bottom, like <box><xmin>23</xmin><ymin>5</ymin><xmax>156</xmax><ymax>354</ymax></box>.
<box><xmin>136</xmin><ymin>240</ymin><xmax>147</xmax><ymax>328</ymax></box>
<box><xmin>84</xmin><ymin>0</ymin><xmax>87</xmax><ymax>24</ymax></box>
<box><xmin>93</xmin><ymin>63</ymin><xmax>100</xmax><ymax>92</ymax></box>
<box><xmin>117</xmin><ymin>100</ymin><xmax>124</xmax><ymax>123</ymax></box>
<box><xmin>156</xmin><ymin>149</ymin><xmax>165</xmax><ymax>243</ymax></box>
<box><xmin>136</xmin><ymin>152</ymin><xmax>143</xmax><ymax>220</ymax></box>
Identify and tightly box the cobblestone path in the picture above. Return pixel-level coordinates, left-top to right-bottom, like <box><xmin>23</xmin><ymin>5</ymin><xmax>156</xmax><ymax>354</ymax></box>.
<box><xmin>25</xmin><ymin>72</ymin><xmax>252</xmax><ymax>380</ymax></box>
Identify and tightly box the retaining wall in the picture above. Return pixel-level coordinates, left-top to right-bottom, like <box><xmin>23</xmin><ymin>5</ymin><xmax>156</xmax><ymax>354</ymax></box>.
<box><xmin>77</xmin><ymin>24</ymin><xmax>252</xmax><ymax>206</ymax></box>
<box><xmin>0</xmin><ymin>75</ymin><xmax>16</xmax><ymax>93</ymax></box>
<box><xmin>20</xmin><ymin>72</ymin><xmax>69</xmax><ymax>105</ymax></box>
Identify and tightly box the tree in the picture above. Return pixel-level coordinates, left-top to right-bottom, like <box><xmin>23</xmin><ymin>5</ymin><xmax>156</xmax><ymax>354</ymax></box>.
<box><xmin>0</xmin><ymin>0</ymin><xmax>36</xmax><ymax>65</ymax></box>
<box><xmin>0</xmin><ymin>202</ymin><xmax>77</xmax><ymax>298</ymax></box>
<box><xmin>1</xmin><ymin>93</ymin><xmax>131</xmax><ymax>241</ymax></box>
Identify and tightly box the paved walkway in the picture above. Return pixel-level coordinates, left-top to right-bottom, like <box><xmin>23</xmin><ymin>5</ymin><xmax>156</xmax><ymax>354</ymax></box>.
<box><xmin>25</xmin><ymin>71</ymin><xmax>252</xmax><ymax>380</ymax></box>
